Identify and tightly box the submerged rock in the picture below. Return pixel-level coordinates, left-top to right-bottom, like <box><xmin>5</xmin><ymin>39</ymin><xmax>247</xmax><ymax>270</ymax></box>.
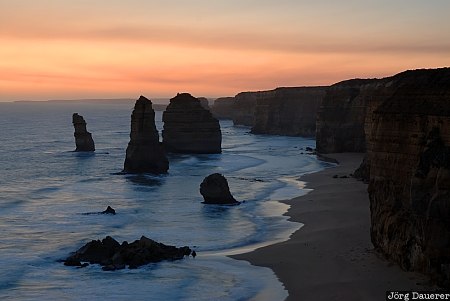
<box><xmin>64</xmin><ymin>236</ymin><xmax>192</xmax><ymax>270</ymax></box>
<box><xmin>123</xmin><ymin>96</ymin><xmax>169</xmax><ymax>174</ymax></box>
<box><xmin>101</xmin><ymin>206</ymin><xmax>116</xmax><ymax>215</ymax></box>
<box><xmin>200</xmin><ymin>173</ymin><xmax>239</xmax><ymax>205</ymax></box>
<box><xmin>162</xmin><ymin>93</ymin><xmax>221</xmax><ymax>154</ymax></box>
<box><xmin>72</xmin><ymin>113</ymin><xmax>95</xmax><ymax>152</ymax></box>
<box><xmin>82</xmin><ymin>206</ymin><xmax>116</xmax><ymax>216</ymax></box>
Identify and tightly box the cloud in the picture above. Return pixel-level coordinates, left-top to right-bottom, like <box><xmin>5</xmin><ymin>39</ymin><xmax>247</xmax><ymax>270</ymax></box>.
<box><xmin>2</xmin><ymin>20</ymin><xmax>450</xmax><ymax>55</ymax></box>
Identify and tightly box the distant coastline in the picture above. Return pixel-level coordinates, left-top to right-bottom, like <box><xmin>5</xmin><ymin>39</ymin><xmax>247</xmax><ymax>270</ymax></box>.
<box><xmin>11</xmin><ymin>98</ymin><xmax>170</xmax><ymax>111</ymax></box>
<box><xmin>14</xmin><ymin>98</ymin><xmax>138</xmax><ymax>104</ymax></box>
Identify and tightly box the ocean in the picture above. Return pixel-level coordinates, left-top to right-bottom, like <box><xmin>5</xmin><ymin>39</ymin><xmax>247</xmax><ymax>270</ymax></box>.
<box><xmin>0</xmin><ymin>101</ymin><xmax>331</xmax><ymax>300</ymax></box>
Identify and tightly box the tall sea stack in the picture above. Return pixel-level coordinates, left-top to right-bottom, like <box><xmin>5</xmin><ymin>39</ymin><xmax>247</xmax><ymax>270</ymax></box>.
<box><xmin>72</xmin><ymin>113</ymin><xmax>95</xmax><ymax>152</ymax></box>
<box><xmin>123</xmin><ymin>96</ymin><xmax>169</xmax><ymax>174</ymax></box>
<box><xmin>162</xmin><ymin>93</ymin><xmax>221</xmax><ymax>154</ymax></box>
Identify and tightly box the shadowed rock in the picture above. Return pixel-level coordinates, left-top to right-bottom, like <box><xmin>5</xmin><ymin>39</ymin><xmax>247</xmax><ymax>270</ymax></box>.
<box><xmin>82</xmin><ymin>206</ymin><xmax>116</xmax><ymax>216</ymax></box>
<box><xmin>197</xmin><ymin>97</ymin><xmax>210</xmax><ymax>110</ymax></box>
<box><xmin>162</xmin><ymin>93</ymin><xmax>221</xmax><ymax>154</ymax></box>
<box><xmin>123</xmin><ymin>96</ymin><xmax>169</xmax><ymax>174</ymax></box>
<box><xmin>101</xmin><ymin>206</ymin><xmax>116</xmax><ymax>215</ymax></box>
<box><xmin>367</xmin><ymin>68</ymin><xmax>450</xmax><ymax>287</ymax></box>
<box><xmin>251</xmin><ymin>87</ymin><xmax>326</xmax><ymax>137</ymax></box>
<box><xmin>200</xmin><ymin>173</ymin><xmax>239</xmax><ymax>205</ymax></box>
<box><xmin>210</xmin><ymin>97</ymin><xmax>235</xmax><ymax>119</ymax></box>
<box><xmin>354</xmin><ymin>155</ymin><xmax>370</xmax><ymax>183</ymax></box>
<box><xmin>72</xmin><ymin>113</ymin><xmax>95</xmax><ymax>152</ymax></box>
<box><xmin>64</xmin><ymin>236</ymin><xmax>192</xmax><ymax>270</ymax></box>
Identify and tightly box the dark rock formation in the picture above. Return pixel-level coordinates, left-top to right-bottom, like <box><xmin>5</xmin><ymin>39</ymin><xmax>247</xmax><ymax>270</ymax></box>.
<box><xmin>101</xmin><ymin>206</ymin><xmax>116</xmax><ymax>215</ymax></box>
<box><xmin>72</xmin><ymin>113</ymin><xmax>95</xmax><ymax>152</ymax></box>
<box><xmin>200</xmin><ymin>173</ymin><xmax>239</xmax><ymax>205</ymax></box>
<box><xmin>152</xmin><ymin>104</ymin><xmax>168</xmax><ymax>111</ymax></box>
<box><xmin>251</xmin><ymin>87</ymin><xmax>327</xmax><ymax>136</ymax></box>
<box><xmin>210</xmin><ymin>97</ymin><xmax>235</xmax><ymax>120</ymax></box>
<box><xmin>233</xmin><ymin>91</ymin><xmax>266</xmax><ymax>126</ymax></box>
<box><xmin>64</xmin><ymin>236</ymin><xmax>192</xmax><ymax>270</ymax></box>
<box><xmin>82</xmin><ymin>206</ymin><xmax>116</xmax><ymax>216</ymax></box>
<box><xmin>162</xmin><ymin>93</ymin><xmax>221</xmax><ymax>154</ymax></box>
<box><xmin>353</xmin><ymin>155</ymin><xmax>370</xmax><ymax>183</ymax></box>
<box><xmin>123</xmin><ymin>96</ymin><xmax>169</xmax><ymax>174</ymax></box>
<box><xmin>367</xmin><ymin>68</ymin><xmax>450</xmax><ymax>286</ymax></box>
<box><xmin>197</xmin><ymin>97</ymin><xmax>210</xmax><ymax>110</ymax></box>
<box><xmin>211</xmin><ymin>87</ymin><xmax>325</xmax><ymax>136</ymax></box>
<box><xmin>315</xmin><ymin>79</ymin><xmax>386</xmax><ymax>153</ymax></box>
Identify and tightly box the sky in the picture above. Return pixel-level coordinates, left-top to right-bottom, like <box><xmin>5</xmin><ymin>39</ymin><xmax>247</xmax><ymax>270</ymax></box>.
<box><xmin>1</xmin><ymin>0</ymin><xmax>450</xmax><ymax>101</ymax></box>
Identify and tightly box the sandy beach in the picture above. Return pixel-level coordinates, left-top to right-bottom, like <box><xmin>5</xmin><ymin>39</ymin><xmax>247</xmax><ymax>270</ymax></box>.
<box><xmin>232</xmin><ymin>153</ymin><xmax>430</xmax><ymax>301</ymax></box>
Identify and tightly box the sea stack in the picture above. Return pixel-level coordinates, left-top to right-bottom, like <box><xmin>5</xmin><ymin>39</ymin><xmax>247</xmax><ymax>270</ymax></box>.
<box><xmin>200</xmin><ymin>173</ymin><xmax>239</xmax><ymax>205</ymax></box>
<box><xmin>72</xmin><ymin>113</ymin><xmax>95</xmax><ymax>152</ymax></box>
<box><xmin>162</xmin><ymin>93</ymin><xmax>221</xmax><ymax>154</ymax></box>
<box><xmin>123</xmin><ymin>96</ymin><xmax>169</xmax><ymax>174</ymax></box>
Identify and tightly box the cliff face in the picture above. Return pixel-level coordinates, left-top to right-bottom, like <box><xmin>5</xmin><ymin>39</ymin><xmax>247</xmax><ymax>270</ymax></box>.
<box><xmin>316</xmin><ymin>79</ymin><xmax>386</xmax><ymax>153</ymax></box>
<box><xmin>210</xmin><ymin>97</ymin><xmax>235</xmax><ymax>120</ymax></box>
<box><xmin>368</xmin><ymin>68</ymin><xmax>450</xmax><ymax>286</ymax></box>
<box><xmin>251</xmin><ymin>87</ymin><xmax>326</xmax><ymax>137</ymax></box>
<box><xmin>123</xmin><ymin>96</ymin><xmax>169</xmax><ymax>174</ymax></box>
<box><xmin>72</xmin><ymin>113</ymin><xmax>95</xmax><ymax>152</ymax></box>
<box><xmin>232</xmin><ymin>91</ymin><xmax>260</xmax><ymax>126</ymax></box>
<box><xmin>162</xmin><ymin>93</ymin><xmax>221</xmax><ymax>154</ymax></box>
<box><xmin>197</xmin><ymin>97</ymin><xmax>210</xmax><ymax>110</ymax></box>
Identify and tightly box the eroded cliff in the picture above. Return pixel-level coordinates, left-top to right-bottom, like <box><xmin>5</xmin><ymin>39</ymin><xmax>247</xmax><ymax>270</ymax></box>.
<box><xmin>316</xmin><ymin>79</ymin><xmax>384</xmax><ymax>153</ymax></box>
<box><xmin>251</xmin><ymin>87</ymin><xmax>326</xmax><ymax>137</ymax></box>
<box><xmin>232</xmin><ymin>91</ymin><xmax>260</xmax><ymax>126</ymax></box>
<box><xmin>210</xmin><ymin>97</ymin><xmax>235</xmax><ymax>120</ymax></box>
<box><xmin>368</xmin><ymin>68</ymin><xmax>450</xmax><ymax>286</ymax></box>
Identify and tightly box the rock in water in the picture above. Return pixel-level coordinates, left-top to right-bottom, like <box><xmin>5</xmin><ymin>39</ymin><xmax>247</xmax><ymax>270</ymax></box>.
<box><xmin>200</xmin><ymin>173</ymin><xmax>239</xmax><ymax>205</ymax></box>
<box><xmin>64</xmin><ymin>236</ymin><xmax>192</xmax><ymax>270</ymax></box>
<box><xmin>162</xmin><ymin>93</ymin><xmax>221</xmax><ymax>154</ymax></box>
<box><xmin>101</xmin><ymin>206</ymin><xmax>116</xmax><ymax>215</ymax></box>
<box><xmin>72</xmin><ymin>113</ymin><xmax>95</xmax><ymax>152</ymax></box>
<box><xmin>123</xmin><ymin>96</ymin><xmax>169</xmax><ymax>174</ymax></box>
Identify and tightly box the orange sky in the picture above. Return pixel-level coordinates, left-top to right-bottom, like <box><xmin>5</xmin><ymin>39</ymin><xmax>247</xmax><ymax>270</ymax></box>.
<box><xmin>1</xmin><ymin>0</ymin><xmax>450</xmax><ymax>101</ymax></box>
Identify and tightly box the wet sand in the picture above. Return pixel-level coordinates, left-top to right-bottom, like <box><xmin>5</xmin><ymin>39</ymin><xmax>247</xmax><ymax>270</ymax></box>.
<box><xmin>232</xmin><ymin>153</ymin><xmax>429</xmax><ymax>301</ymax></box>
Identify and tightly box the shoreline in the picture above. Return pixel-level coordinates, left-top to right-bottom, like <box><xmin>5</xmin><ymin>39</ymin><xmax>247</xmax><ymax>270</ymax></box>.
<box><xmin>232</xmin><ymin>153</ymin><xmax>430</xmax><ymax>301</ymax></box>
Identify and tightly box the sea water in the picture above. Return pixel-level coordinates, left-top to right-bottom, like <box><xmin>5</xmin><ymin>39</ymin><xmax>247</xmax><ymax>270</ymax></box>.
<box><xmin>0</xmin><ymin>101</ymin><xmax>332</xmax><ymax>300</ymax></box>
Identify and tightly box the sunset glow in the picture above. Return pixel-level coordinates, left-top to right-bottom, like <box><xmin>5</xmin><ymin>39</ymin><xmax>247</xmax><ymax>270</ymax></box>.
<box><xmin>1</xmin><ymin>0</ymin><xmax>450</xmax><ymax>101</ymax></box>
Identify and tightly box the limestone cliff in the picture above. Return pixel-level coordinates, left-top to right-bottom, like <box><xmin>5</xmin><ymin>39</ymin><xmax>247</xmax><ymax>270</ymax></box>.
<box><xmin>367</xmin><ymin>68</ymin><xmax>450</xmax><ymax>286</ymax></box>
<box><xmin>210</xmin><ymin>97</ymin><xmax>235</xmax><ymax>120</ymax></box>
<box><xmin>232</xmin><ymin>91</ymin><xmax>260</xmax><ymax>126</ymax></box>
<box><xmin>315</xmin><ymin>79</ymin><xmax>385</xmax><ymax>153</ymax></box>
<box><xmin>72</xmin><ymin>113</ymin><xmax>95</xmax><ymax>152</ymax></box>
<box><xmin>162</xmin><ymin>93</ymin><xmax>221</xmax><ymax>154</ymax></box>
<box><xmin>197</xmin><ymin>97</ymin><xmax>210</xmax><ymax>110</ymax></box>
<box><xmin>251</xmin><ymin>87</ymin><xmax>326</xmax><ymax>137</ymax></box>
<box><xmin>123</xmin><ymin>96</ymin><xmax>169</xmax><ymax>174</ymax></box>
